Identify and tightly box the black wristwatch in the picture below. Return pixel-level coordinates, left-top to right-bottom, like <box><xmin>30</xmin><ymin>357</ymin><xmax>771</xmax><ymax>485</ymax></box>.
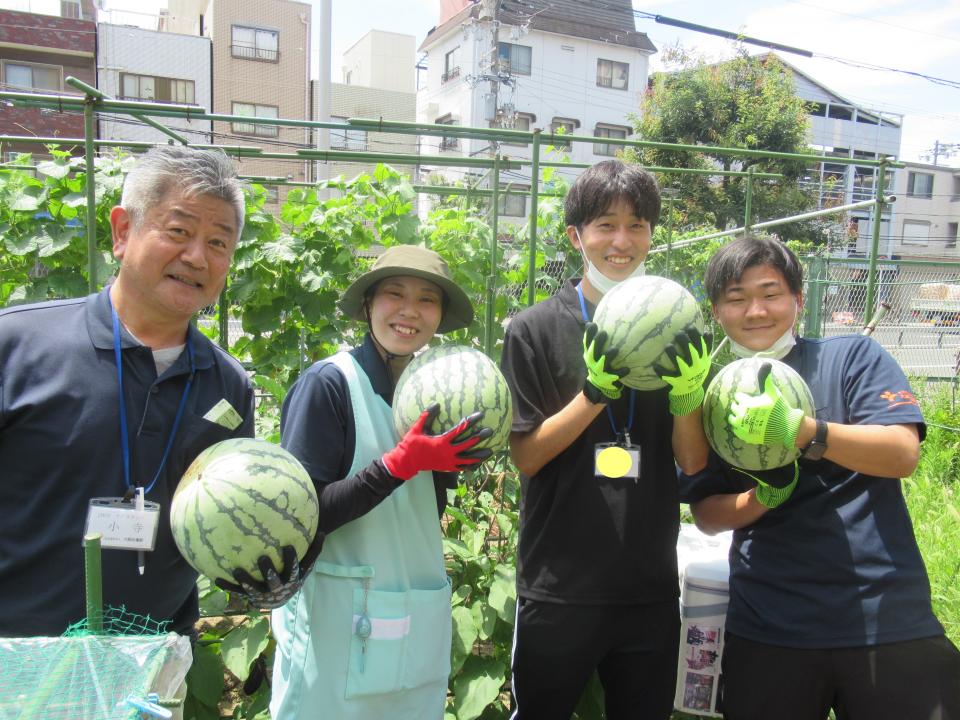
<box><xmin>801</xmin><ymin>419</ymin><xmax>828</xmax><ymax>461</ymax></box>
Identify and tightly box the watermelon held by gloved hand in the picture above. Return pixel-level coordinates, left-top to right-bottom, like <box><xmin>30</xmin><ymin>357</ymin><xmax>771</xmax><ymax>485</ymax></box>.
<box><xmin>170</xmin><ymin>438</ymin><xmax>319</xmax><ymax>585</ymax></box>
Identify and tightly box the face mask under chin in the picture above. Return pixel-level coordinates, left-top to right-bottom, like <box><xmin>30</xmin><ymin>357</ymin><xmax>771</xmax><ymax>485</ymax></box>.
<box><xmin>728</xmin><ymin>327</ymin><xmax>797</xmax><ymax>361</ymax></box>
<box><xmin>576</xmin><ymin>229</ymin><xmax>645</xmax><ymax>296</ymax></box>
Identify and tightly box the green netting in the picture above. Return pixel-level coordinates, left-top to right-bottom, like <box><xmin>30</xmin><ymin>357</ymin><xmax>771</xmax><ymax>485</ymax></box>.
<box><xmin>63</xmin><ymin>605</ymin><xmax>171</xmax><ymax>638</ymax></box>
<box><xmin>0</xmin><ymin>608</ymin><xmax>191</xmax><ymax>720</ymax></box>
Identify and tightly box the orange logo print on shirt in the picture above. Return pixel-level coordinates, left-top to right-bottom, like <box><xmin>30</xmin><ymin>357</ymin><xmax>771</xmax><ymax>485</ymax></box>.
<box><xmin>880</xmin><ymin>390</ymin><xmax>919</xmax><ymax>408</ymax></box>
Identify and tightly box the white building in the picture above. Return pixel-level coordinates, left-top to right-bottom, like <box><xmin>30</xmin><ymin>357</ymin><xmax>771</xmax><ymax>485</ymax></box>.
<box><xmin>97</xmin><ymin>23</ymin><xmax>213</xmax><ymax>145</ymax></box>
<box><xmin>778</xmin><ymin>56</ymin><xmax>903</xmax><ymax>256</ymax></box>
<box><xmin>417</xmin><ymin>0</ymin><xmax>655</xmax><ymax>219</ymax></box>
<box><xmin>889</xmin><ymin>161</ymin><xmax>960</xmax><ymax>260</ymax></box>
<box><xmin>313</xmin><ymin>30</ymin><xmax>418</xmax><ymax>184</ymax></box>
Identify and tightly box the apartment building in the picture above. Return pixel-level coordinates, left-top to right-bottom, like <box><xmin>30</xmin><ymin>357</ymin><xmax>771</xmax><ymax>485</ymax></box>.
<box><xmin>165</xmin><ymin>0</ymin><xmax>311</xmax><ymax>203</ymax></box>
<box><xmin>417</xmin><ymin>0</ymin><xmax>655</xmax><ymax>219</ymax></box>
<box><xmin>0</xmin><ymin>3</ymin><xmax>96</xmax><ymax>158</ymax></box>
<box><xmin>889</xmin><ymin>161</ymin><xmax>960</xmax><ymax>260</ymax></box>
<box><xmin>97</xmin><ymin>23</ymin><xmax>212</xmax><ymax>145</ymax></box>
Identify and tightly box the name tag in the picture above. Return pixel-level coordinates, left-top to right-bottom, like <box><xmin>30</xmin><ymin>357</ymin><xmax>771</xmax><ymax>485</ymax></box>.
<box><xmin>204</xmin><ymin>398</ymin><xmax>243</xmax><ymax>430</ymax></box>
<box><xmin>594</xmin><ymin>442</ymin><xmax>641</xmax><ymax>479</ymax></box>
<box><xmin>85</xmin><ymin>497</ymin><xmax>161</xmax><ymax>551</ymax></box>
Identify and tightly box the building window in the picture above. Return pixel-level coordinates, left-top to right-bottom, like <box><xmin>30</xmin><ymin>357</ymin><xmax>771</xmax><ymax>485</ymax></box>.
<box><xmin>120</xmin><ymin>74</ymin><xmax>195</xmax><ymax>104</ymax></box>
<box><xmin>330</xmin><ymin>117</ymin><xmax>367</xmax><ymax>151</ymax></box>
<box><xmin>61</xmin><ymin>0</ymin><xmax>81</xmax><ymax>19</ymax></box>
<box><xmin>232</xmin><ymin>25</ymin><xmax>279</xmax><ymax>62</ymax></box>
<box><xmin>495</xmin><ymin>111</ymin><xmax>534</xmax><ymax>146</ymax></box>
<box><xmin>594</xmin><ymin>124</ymin><xmax>629</xmax><ymax>156</ymax></box>
<box><xmin>498</xmin><ymin>185</ymin><xmax>527</xmax><ymax>217</ymax></box>
<box><xmin>596</xmin><ymin>59</ymin><xmax>628</xmax><ymax>90</ymax></box>
<box><xmin>232</xmin><ymin>102</ymin><xmax>279</xmax><ymax>137</ymax></box>
<box><xmin>436</xmin><ymin>114</ymin><xmax>459</xmax><ymax>150</ymax></box>
<box><xmin>498</xmin><ymin>42</ymin><xmax>531</xmax><ymax>75</ymax></box>
<box><xmin>549</xmin><ymin>117</ymin><xmax>578</xmax><ymax>148</ymax></box>
<box><xmin>906</xmin><ymin>171</ymin><xmax>934</xmax><ymax>199</ymax></box>
<box><xmin>827</xmin><ymin>104</ymin><xmax>853</xmax><ymax>121</ymax></box>
<box><xmin>947</xmin><ymin>222</ymin><xmax>958</xmax><ymax>249</ymax></box>
<box><xmin>443</xmin><ymin>47</ymin><xmax>461</xmax><ymax>83</ymax></box>
<box><xmin>902</xmin><ymin>220</ymin><xmax>930</xmax><ymax>246</ymax></box>
<box><xmin>2</xmin><ymin>61</ymin><xmax>62</xmax><ymax>92</ymax></box>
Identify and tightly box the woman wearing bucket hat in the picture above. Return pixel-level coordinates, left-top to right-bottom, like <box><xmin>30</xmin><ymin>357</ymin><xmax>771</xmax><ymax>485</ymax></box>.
<box><xmin>267</xmin><ymin>245</ymin><xmax>491</xmax><ymax>720</ymax></box>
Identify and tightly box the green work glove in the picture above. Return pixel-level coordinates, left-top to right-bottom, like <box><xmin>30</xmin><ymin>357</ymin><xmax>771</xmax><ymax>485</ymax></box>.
<box><xmin>656</xmin><ymin>328</ymin><xmax>712</xmax><ymax>416</ymax></box>
<box><xmin>729</xmin><ymin>362</ymin><xmax>805</xmax><ymax>447</ymax></box>
<box><xmin>583</xmin><ymin>322</ymin><xmax>628</xmax><ymax>404</ymax></box>
<box><xmin>732</xmin><ymin>461</ymin><xmax>799</xmax><ymax>509</ymax></box>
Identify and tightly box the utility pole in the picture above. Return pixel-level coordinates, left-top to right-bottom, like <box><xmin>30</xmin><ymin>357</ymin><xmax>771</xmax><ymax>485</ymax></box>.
<box><xmin>483</xmin><ymin>0</ymin><xmax>500</xmax><ymax>157</ymax></box>
<box><xmin>925</xmin><ymin>140</ymin><xmax>960</xmax><ymax>166</ymax></box>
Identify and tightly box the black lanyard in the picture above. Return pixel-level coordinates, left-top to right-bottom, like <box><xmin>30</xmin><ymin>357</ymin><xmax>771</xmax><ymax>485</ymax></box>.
<box><xmin>109</xmin><ymin>294</ymin><xmax>195</xmax><ymax>495</ymax></box>
<box><xmin>576</xmin><ymin>283</ymin><xmax>635</xmax><ymax>442</ymax></box>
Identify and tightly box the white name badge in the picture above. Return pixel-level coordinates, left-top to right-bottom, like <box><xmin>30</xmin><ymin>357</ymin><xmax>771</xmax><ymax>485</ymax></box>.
<box><xmin>85</xmin><ymin>497</ymin><xmax>161</xmax><ymax>551</ymax></box>
<box><xmin>594</xmin><ymin>442</ymin><xmax>641</xmax><ymax>479</ymax></box>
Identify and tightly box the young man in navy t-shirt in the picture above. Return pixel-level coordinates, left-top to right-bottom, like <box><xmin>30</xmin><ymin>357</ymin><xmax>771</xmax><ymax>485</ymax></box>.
<box><xmin>682</xmin><ymin>235</ymin><xmax>960</xmax><ymax>720</ymax></box>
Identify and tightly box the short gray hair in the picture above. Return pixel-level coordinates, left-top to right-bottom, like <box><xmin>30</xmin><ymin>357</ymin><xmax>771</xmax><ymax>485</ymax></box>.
<box><xmin>120</xmin><ymin>145</ymin><xmax>246</xmax><ymax>238</ymax></box>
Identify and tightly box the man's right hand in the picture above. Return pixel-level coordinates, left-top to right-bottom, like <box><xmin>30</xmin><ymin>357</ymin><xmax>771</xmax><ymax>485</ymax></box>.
<box><xmin>583</xmin><ymin>322</ymin><xmax>628</xmax><ymax>404</ymax></box>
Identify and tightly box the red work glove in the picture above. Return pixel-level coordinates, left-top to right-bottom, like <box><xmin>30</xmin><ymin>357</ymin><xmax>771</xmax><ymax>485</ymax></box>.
<box><xmin>382</xmin><ymin>403</ymin><xmax>493</xmax><ymax>480</ymax></box>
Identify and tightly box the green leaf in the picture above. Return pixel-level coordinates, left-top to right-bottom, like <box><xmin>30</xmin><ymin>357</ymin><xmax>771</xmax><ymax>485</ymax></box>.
<box><xmin>261</xmin><ymin>235</ymin><xmax>302</xmax><ymax>264</ymax></box>
<box><xmin>35</xmin><ymin>225</ymin><xmax>78</xmax><ymax>257</ymax></box>
<box><xmin>451</xmin><ymin>584</ymin><xmax>471</xmax><ymax>607</ymax></box>
<box><xmin>186</xmin><ymin>642</ymin><xmax>224</xmax><ymax>707</ymax></box>
<box><xmin>183</xmin><ymin>693</ymin><xmax>221</xmax><ymax>720</ymax></box>
<box><xmin>9</xmin><ymin>186</ymin><xmax>43</xmax><ymax>211</ymax></box>
<box><xmin>253</xmin><ymin>374</ymin><xmax>288</xmax><ymax>404</ymax></box>
<box><xmin>5</xmin><ymin>232</ymin><xmax>37</xmax><ymax>256</ymax></box>
<box><xmin>452</xmin><ymin>655</ymin><xmax>505</xmax><ymax>720</ymax></box>
<box><xmin>487</xmin><ymin>565</ymin><xmax>516</xmax><ymax>624</ymax></box>
<box><xmin>471</xmin><ymin>600</ymin><xmax>498</xmax><ymax>641</ymax></box>
<box><xmin>443</xmin><ymin>537</ymin><xmax>474</xmax><ymax>561</ymax></box>
<box><xmin>220</xmin><ymin>615</ymin><xmax>271</xmax><ymax>681</ymax></box>
<box><xmin>450</xmin><ymin>604</ymin><xmax>477</xmax><ymax>676</ymax></box>
<box><xmin>36</xmin><ymin>159</ymin><xmax>71</xmax><ymax>180</ymax></box>
<box><xmin>62</xmin><ymin>192</ymin><xmax>87</xmax><ymax>208</ymax></box>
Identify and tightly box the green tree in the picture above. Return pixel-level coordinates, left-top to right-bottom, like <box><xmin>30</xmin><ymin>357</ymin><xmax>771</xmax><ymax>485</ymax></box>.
<box><xmin>629</xmin><ymin>46</ymin><xmax>819</xmax><ymax>238</ymax></box>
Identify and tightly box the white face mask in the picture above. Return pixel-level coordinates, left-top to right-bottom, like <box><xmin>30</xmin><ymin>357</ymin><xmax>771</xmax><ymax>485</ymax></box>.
<box><xmin>729</xmin><ymin>327</ymin><xmax>797</xmax><ymax>361</ymax></box>
<box><xmin>575</xmin><ymin>228</ymin><xmax>645</xmax><ymax>296</ymax></box>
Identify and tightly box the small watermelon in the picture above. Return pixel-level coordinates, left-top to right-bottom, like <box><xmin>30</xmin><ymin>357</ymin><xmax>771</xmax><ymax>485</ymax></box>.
<box><xmin>393</xmin><ymin>345</ymin><xmax>512</xmax><ymax>455</ymax></box>
<box><xmin>592</xmin><ymin>275</ymin><xmax>705</xmax><ymax>391</ymax></box>
<box><xmin>702</xmin><ymin>357</ymin><xmax>815</xmax><ymax>471</ymax></box>
<box><xmin>170</xmin><ymin>438</ymin><xmax>319</xmax><ymax>584</ymax></box>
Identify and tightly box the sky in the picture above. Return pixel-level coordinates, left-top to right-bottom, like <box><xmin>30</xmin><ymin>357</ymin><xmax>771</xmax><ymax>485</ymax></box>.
<box><xmin>73</xmin><ymin>0</ymin><xmax>960</xmax><ymax>163</ymax></box>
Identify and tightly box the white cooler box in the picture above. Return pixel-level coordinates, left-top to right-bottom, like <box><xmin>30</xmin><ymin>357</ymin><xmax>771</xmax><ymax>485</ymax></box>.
<box><xmin>674</xmin><ymin>523</ymin><xmax>732</xmax><ymax>717</ymax></box>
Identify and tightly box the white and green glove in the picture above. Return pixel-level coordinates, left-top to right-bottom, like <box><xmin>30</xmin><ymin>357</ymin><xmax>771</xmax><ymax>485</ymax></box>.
<box><xmin>656</xmin><ymin>328</ymin><xmax>712</xmax><ymax>416</ymax></box>
<box><xmin>731</xmin><ymin>461</ymin><xmax>799</xmax><ymax>509</ymax></box>
<box><xmin>729</xmin><ymin>362</ymin><xmax>805</xmax><ymax>447</ymax></box>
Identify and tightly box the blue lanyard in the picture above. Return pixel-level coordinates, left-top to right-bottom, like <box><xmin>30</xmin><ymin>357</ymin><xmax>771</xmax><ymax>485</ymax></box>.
<box><xmin>109</xmin><ymin>295</ymin><xmax>195</xmax><ymax>495</ymax></box>
<box><xmin>576</xmin><ymin>283</ymin><xmax>635</xmax><ymax>441</ymax></box>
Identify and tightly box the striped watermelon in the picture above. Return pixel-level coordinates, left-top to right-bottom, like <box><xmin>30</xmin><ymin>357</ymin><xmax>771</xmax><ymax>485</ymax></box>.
<box><xmin>170</xmin><ymin>438</ymin><xmax>319</xmax><ymax>584</ymax></box>
<box><xmin>592</xmin><ymin>275</ymin><xmax>705</xmax><ymax>390</ymax></box>
<box><xmin>702</xmin><ymin>358</ymin><xmax>815</xmax><ymax>471</ymax></box>
<box><xmin>393</xmin><ymin>344</ymin><xmax>512</xmax><ymax>454</ymax></box>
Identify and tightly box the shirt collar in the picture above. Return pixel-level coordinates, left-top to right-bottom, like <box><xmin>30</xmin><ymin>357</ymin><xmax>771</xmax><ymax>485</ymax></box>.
<box><xmin>351</xmin><ymin>332</ymin><xmax>394</xmax><ymax>402</ymax></box>
<box><xmin>86</xmin><ymin>285</ymin><xmax>215</xmax><ymax>371</ymax></box>
<box><xmin>559</xmin><ymin>277</ymin><xmax>592</xmax><ymax>324</ymax></box>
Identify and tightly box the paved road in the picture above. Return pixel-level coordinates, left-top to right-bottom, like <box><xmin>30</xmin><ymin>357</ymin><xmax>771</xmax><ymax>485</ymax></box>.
<box><xmin>823</xmin><ymin>322</ymin><xmax>960</xmax><ymax>379</ymax></box>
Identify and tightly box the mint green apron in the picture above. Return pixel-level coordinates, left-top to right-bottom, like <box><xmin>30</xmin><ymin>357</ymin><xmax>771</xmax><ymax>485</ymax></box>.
<box><xmin>270</xmin><ymin>352</ymin><xmax>451</xmax><ymax>719</ymax></box>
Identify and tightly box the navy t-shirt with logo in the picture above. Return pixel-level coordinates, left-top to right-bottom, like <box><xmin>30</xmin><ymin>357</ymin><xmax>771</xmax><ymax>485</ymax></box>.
<box><xmin>680</xmin><ymin>335</ymin><xmax>943</xmax><ymax>648</ymax></box>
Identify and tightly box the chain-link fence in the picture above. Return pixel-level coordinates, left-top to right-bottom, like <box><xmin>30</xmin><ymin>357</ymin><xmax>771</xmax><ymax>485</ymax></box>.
<box><xmin>804</xmin><ymin>256</ymin><xmax>960</xmax><ymax>380</ymax></box>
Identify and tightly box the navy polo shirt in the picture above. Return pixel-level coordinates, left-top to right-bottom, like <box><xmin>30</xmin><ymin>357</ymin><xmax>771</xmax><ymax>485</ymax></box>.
<box><xmin>280</xmin><ymin>333</ymin><xmax>455</xmax><ymax>536</ymax></box>
<box><xmin>501</xmin><ymin>279</ymin><xmax>681</xmax><ymax>605</ymax></box>
<box><xmin>680</xmin><ymin>335</ymin><xmax>942</xmax><ymax>648</ymax></box>
<box><xmin>0</xmin><ymin>287</ymin><xmax>255</xmax><ymax>637</ymax></box>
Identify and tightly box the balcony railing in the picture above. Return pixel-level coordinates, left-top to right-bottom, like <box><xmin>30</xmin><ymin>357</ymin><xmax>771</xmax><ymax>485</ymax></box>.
<box><xmin>441</xmin><ymin>67</ymin><xmax>460</xmax><ymax>83</ymax></box>
<box><xmin>231</xmin><ymin>45</ymin><xmax>280</xmax><ymax>62</ymax></box>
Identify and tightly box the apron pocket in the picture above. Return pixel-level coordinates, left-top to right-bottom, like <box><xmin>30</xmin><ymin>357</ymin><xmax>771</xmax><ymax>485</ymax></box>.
<box><xmin>345</xmin><ymin>582</ymin><xmax>452</xmax><ymax>699</ymax></box>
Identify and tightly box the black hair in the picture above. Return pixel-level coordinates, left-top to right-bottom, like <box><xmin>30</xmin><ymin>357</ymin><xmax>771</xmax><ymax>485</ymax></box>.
<box><xmin>704</xmin><ymin>234</ymin><xmax>804</xmax><ymax>304</ymax></box>
<box><xmin>564</xmin><ymin>159</ymin><xmax>661</xmax><ymax>231</ymax></box>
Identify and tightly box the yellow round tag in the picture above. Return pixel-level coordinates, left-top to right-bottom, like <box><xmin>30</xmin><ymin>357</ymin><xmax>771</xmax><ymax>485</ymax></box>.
<box><xmin>596</xmin><ymin>446</ymin><xmax>632</xmax><ymax>478</ymax></box>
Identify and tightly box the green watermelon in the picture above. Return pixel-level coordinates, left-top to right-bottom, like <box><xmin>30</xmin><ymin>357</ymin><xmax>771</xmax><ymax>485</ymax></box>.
<box><xmin>592</xmin><ymin>275</ymin><xmax>705</xmax><ymax>390</ymax></box>
<box><xmin>393</xmin><ymin>344</ymin><xmax>512</xmax><ymax>455</ymax></box>
<box><xmin>170</xmin><ymin>438</ymin><xmax>319</xmax><ymax>584</ymax></box>
<box><xmin>702</xmin><ymin>357</ymin><xmax>815</xmax><ymax>471</ymax></box>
